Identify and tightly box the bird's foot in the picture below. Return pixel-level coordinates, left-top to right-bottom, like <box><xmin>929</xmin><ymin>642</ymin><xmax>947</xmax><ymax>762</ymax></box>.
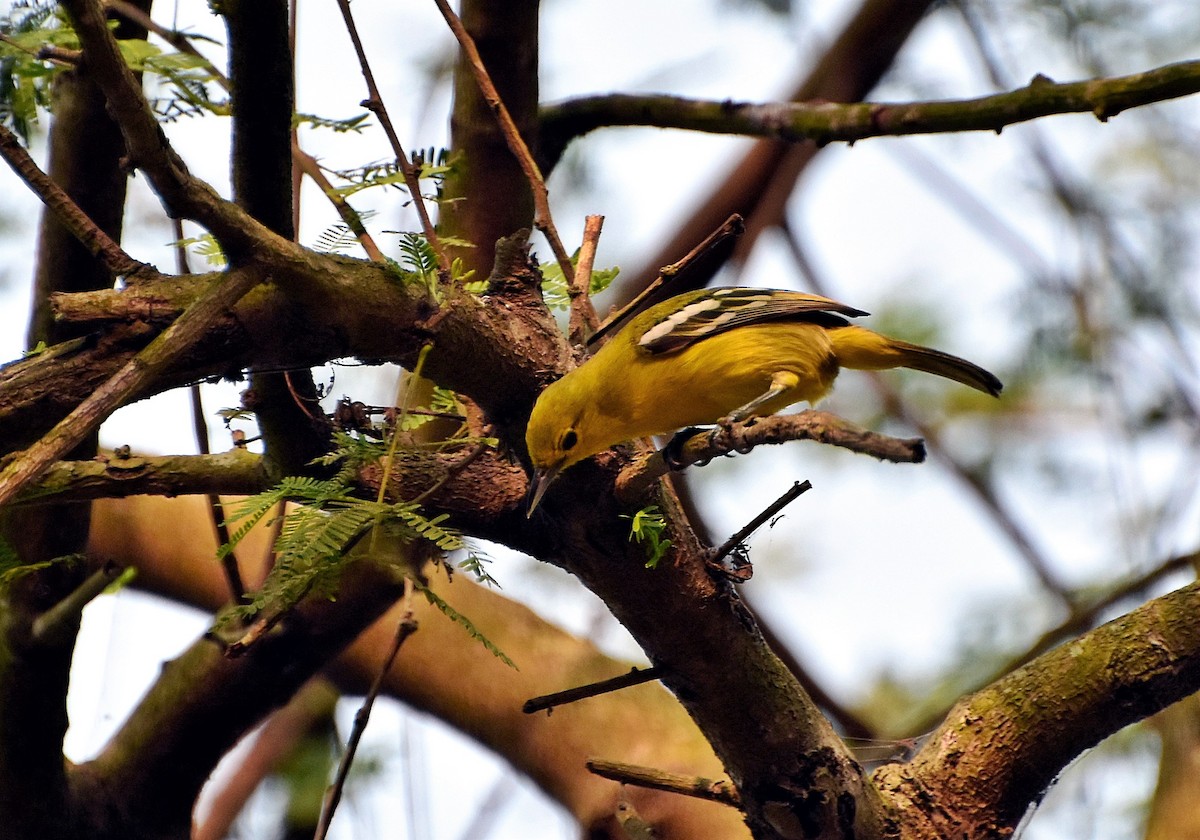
<box><xmin>663</xmin><ymin>426</ymin><xmax>709</xmax><ymax>469</ymax></box>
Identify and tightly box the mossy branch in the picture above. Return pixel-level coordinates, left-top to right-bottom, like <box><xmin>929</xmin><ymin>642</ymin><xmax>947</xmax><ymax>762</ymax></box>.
<box><xmin>541</xmin><ymin>58</ymin><xmax>1200</xmax><ymax>148</ymax></box>
<box><xmin>879</xmin><ymin>577</ymin><xmax>1200</xmax><ymax>835</ymax></box>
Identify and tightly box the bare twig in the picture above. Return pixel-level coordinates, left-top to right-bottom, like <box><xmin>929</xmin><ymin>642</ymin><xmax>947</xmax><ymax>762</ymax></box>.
<box><xmin>590</xmin><ymin>214</ymin><xmax>744</xmax><ymax>346</ymax></box>
<box><xmin>568</xmin><ymin>214</ymin><xmax>604</xmax><ymax>345</ymax></box>
<box><xmin>430</xmin><ymin>0</ymin><xmax>575</xmax><ymax>284</ymax></box>
<box><xmin>292</xmin><ymin>140</ymin><xmax>386</xmax><ymax>261</ymax></box>
<box><xmin>60</xmin><ymin>0</ymin><xmax>269</xmax><ymax>254</ymax></box>
<box><xmin>0</xmin><ymin>124</ymin><xmax>148</xmax><ymax>279</ymax></box>
<box><xmin>172</xmin><ymin>216</ymin><xmax>247</xmax><ymax>605</ymax></box>
<box><xmin>191</xmin><ymin>385</ymin><xmax>247</xmax><ymax>603</ymax></box>
<box><xmin>334</xmin><ymin>0</ymin><xmax>449</xmax><ymax>278</ymax></box>
<box><xmin>31</xmin><ymin>560</ymin><xmax>124</xmax><ymax>646</ymax></box>
<box><xmin>523</xmin><ymin>666</ymin><xmax>663</xmax><ymax>715</ymax></box>
<box><xmin>585</xmin><ymin>759</ymin><xmax>742</xmax><ymax>809</ymax></box>
<box><xmin>709</xmin><ymin>480</ymin><xmax>812</xmax><ymax>566</ymax></box>
<box><xmin>104</xmin><ymin>0</ymin><xmax>230</xmax><ymax>85</ymax></box>
<box><xmin>315</xmin><ymin>578</ymin><xmax>419</xmax><ymax>840</ymax></box>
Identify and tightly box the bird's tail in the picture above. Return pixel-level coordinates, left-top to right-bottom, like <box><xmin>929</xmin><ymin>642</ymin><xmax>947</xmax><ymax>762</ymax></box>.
<box><xmin>829</xmin><ymin>326</ymin><xmax>1003</xmax><ymax>397</ymax></box>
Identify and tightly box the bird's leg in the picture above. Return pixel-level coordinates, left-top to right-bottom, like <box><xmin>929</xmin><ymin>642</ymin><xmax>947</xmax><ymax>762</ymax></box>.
<box><xmin>713</xmin><ymin>371</ymin><xmax>799</xmax><ymax>453</ymax></box>
<box><xmin>722</xmin><ymin>370</ymin><xmax>800</xmax><ymax>424</ymax></box>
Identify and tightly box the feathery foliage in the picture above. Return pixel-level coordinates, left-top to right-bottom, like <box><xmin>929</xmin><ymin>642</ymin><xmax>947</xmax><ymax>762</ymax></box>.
<box><xmin>0</xmin><ymin>2</ymin><xmax>68</xmax><ymax>139</ymax></box>
<box><xmin>416</xmin><ymin>582</ymin><xmax>516</xmax><ymax>669</ymax></box>
<box><xmin>218</xmin><ymin>476</ymin><xmax>466</xmax><ymax>629</ymax></box>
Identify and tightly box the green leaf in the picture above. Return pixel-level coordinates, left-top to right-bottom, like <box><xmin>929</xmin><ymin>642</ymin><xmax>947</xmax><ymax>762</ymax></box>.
<box><xmin>540</xmin><ymin>252</ymin><xmax>620</xmax><ymax>311</ymax></box>
<box><xmin>621</xmin><ymin>505</ymin><xmax>673</xmax><ymax>569</ymax></box>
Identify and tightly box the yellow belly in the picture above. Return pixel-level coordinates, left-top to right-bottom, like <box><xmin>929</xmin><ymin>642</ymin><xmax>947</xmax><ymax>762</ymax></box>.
<box><xmin>612</xmin><ymin>322</ymin><xmax>840</xmax><ymax>438</ymax></box>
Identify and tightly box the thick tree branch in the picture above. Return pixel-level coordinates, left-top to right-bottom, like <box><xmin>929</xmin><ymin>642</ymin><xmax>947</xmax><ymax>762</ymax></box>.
<box><xmin>608</xmin><ymin>0</ymin><xmax>927</xmax><ymax>300</ymax></box>
<box><xmin>0</xmin><ymin>266</ymin><xmax>267</xmax><ymax>507</ymax></box>
<box><xmin>103</xmin><ymin>0</ymin><xmax>388</xmax><ymax>262</ymax></box>
<box><xmin>70</xmin><ymin>555</ymin><xmax>408</xmax><ymax>837</ymax></box>
<box><xmin>334</xmin><ymin>0</ymin><xmax>450</xmax><ymax>276</ymax></box>
<box><xmin>14</xmin><ymin>449</ymin><xmax>270</xmax><ymax>503</ymax></box>
<box><xmin>439</xmin><ymin>0</ymin><xmax>540</xmax><ymax>278</ymax></box>
<box><xmin>542</xmin><ymin>59</ymin><xmax>1200</xmax><ymax>150</ymax></box>
<box><xmin>904</xmin><ymin>550</ymin><xmax>1200</xmax><ymax>737</ymax></box>
<box><xmin>0</xmin><ymin>556</ymin><xmax>89</xmax><ymax>839</ymax></box>
<box><xmin>878</xmin><ymin>577</ymin><xmax>1200</xmax><ymax>836</ymax></box>
<box><xmin>433</xmin><ymin>0</ymin><xmax>573</xmax><ymax>283</ymax></box>
<box><xmin>87</xmin><ymin>494</ymin><xmax>749</xmax><ymax>839</ymax></box>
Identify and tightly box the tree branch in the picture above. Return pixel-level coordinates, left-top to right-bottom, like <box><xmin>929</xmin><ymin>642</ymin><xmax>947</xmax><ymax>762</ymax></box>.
<box><xmin>0</xmin><ymin>124</ymin><xmax>148</xmax><ymax>280</ymax></box>
<box><xmin>431</xmin><ymin>0</ymin><xmax>574</xmax><ymax>284</ymax></box>
<box><xmin>0</xmin><ymin>266</ymin><xmax>267</xmax><ymax>507</ymax></box>
<box><xmin>615</xmin><ymin>411</ymin><xmax>925</xmax><ymax>504</ymax></box>
<box><xmin>58</xmin><ymin>0</ymin><xmax>292</xmax><ymax>259</ymax></box>
<box><xmin>879</xmin><ymin>576</ymin><xmax>1200</xmax><ymax>835</ymax></box>
<box><xmin>541</xmin><ymin>59</ymin><xmax>1200</xmax><ymax>149</ymax></box>
<box><xmin>586</xmin><ymin>759</ymin><xmax>742</xmax><ymax>809</ymax></box>
<box><xmin>87</xmin><ymin>494</ymin><xmax>750</xmax><ymax>838</ymax></box>
<box><xmin>14</xmin><ymin>449</ymin><xmax>270</xmax><ymax>503</ymax></box>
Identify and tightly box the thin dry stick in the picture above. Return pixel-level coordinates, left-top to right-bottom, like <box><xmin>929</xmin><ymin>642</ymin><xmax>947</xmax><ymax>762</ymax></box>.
<box><xmin>0</xmin><ymin>123</ymin><xmax>147</xmax><ymax>278</ymax></box>
<box><xmin>523</xmin><ymin>666</ymin><xmax>664</xmax><ymax>715</ymax></box>
<box><xmin>430</xmin><ymin>0</ymin><xmax>575</xmax><ymax>284</ymax></box>
<box><xmin>334</xmin><ymin>0</ymin><xmax>450</xmax><ymax>278</ymax></box>
<box><xmin>314</xmin><ymin>578</ymin><xmax>419</xmax><ymax>840</ymax></box>
<box><xmin>292</xmin><ymin>140</ymin><xmax>386</xmax><ymax>262</ymax></box>
<box><xmin>589</xmin><ymin>213</ymin><xmax>745</xmax><ymax>346</ymax></box>
<box><xmin>585</xmin><ymin>759</ymin><xmax>742</xmax><ymax>809</ymax></box>
<box><xmin>31</xmin><ymin>560</ymin><xmax>124</xmax><ymax>646</ymax></box>
<box><xmin>190</xmin><ymin>385</ymin><xmax>247</xmax><ymax>602</ymax></box>
<box><xmin>709</xmin><ymin>480</ymin><xmax>812</xmax><ymax>565</ymax></box>
<box><xmin>615</xmin><ymin>411</ymin><xmax>924</xmax><ymax>505</ymax></box>
<box><xmin>567</xmin><ymin>215</ymin><xmax>604</xmax><ymax>345</ymax></box>
<box><xmin>0</xmin><ymin>32</ymin><xmax>77</xmax><ymax>65</ymax></box>
<box><xmin>105</xmin><ymin>0</ymin><xmax>230</xmax><ymax>85</ymax></box>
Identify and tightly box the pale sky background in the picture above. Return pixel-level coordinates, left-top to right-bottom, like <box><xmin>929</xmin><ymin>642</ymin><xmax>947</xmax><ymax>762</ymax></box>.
<box><xmin>2</xmin><ymin>0</ymin><xmax>1197</xmax><ymax>837</ymax></box>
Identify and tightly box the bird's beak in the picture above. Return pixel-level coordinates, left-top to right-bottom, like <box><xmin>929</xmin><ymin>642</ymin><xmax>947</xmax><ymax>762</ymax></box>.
<box><xmin>526</xmin><ymin>463</ymin><xmax>563</xmax><ymax>517</ymax></box>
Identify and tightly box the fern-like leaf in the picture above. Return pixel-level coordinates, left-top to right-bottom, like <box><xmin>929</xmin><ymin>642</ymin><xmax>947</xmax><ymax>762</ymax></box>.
<box><xmin>417</xmin><ymin>583</ymin><xmax>517</xmax><ymax>669</ymax></box>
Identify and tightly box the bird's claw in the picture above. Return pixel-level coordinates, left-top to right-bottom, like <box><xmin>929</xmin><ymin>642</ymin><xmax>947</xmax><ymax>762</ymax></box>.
<box><xmin>713</xmin><ymin>415</ymin><xmax>756</xmax><ymax>455</ymax></box>
<box><xmin>663</xmin><ymin>426</ymin><xmax>709</xmax><ymax>470</ymax></box>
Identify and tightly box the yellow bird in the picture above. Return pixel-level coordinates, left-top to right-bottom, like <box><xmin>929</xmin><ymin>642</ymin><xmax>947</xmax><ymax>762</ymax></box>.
<box><xmin>525</xmin><ymin>287</ymin><xmax>1001</xmax><ymax>512</ymax></box>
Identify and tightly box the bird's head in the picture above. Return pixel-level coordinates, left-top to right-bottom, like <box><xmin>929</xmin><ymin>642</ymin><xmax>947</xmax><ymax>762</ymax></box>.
<box><xmin>524</xmin><ymin>372</ymin><xmax>609</xmax><ymax>515</ymax></box>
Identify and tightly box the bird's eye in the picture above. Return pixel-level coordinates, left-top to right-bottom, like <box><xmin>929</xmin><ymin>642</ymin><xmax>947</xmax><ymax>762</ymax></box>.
<box><xmin>560</xmin><ymin>429</ymin><xmax>578</xmax><ymax>451</ymax></box>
